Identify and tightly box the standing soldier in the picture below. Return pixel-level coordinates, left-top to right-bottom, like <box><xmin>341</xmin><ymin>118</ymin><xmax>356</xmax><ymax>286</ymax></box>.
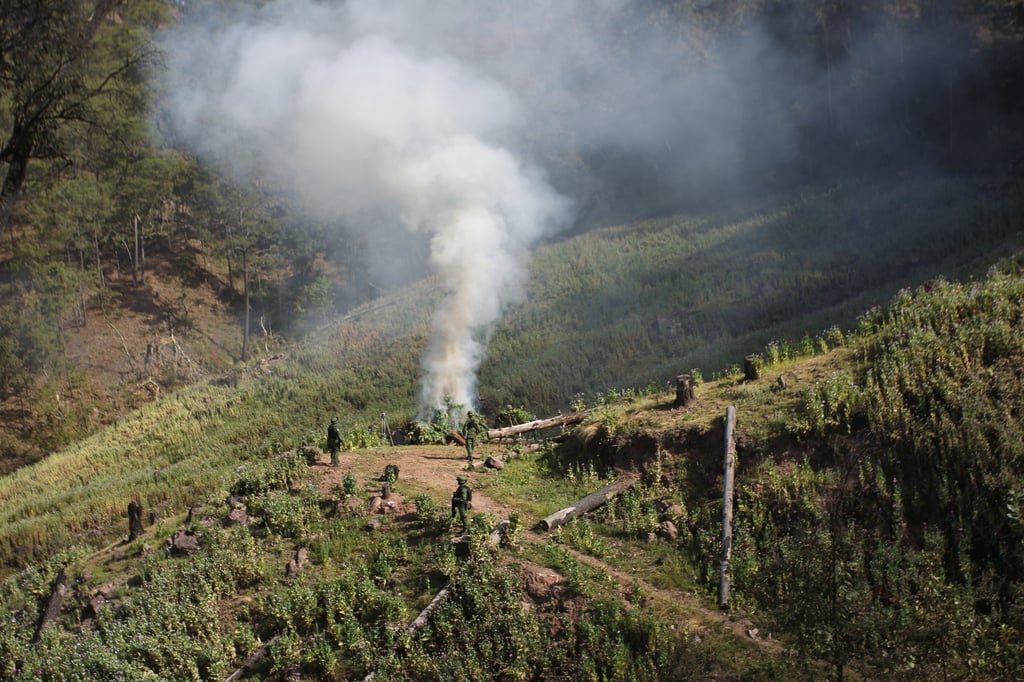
<box><xmin>451</xmin><ymin>474</ymin><xmax>472</xmax><ymax>532</ymax></box>
<box><xmin>326</xmin><ymin>417</ymin><xmax>341</xmax><ymax>467</ymax></box>
<box><xmin>461</xmin><ymin>410</ymin><xmax>487</xmax><ymax>467</ymax></box>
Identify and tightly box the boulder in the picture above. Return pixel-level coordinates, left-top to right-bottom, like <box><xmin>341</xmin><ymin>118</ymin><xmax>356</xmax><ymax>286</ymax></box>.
<box><xmin>484</xmin><ymin>456</ymin><xmax>505</xmax><ymax>470</ymax></box>
<box><xmin>224</xmin><ymin>508</ymin><xmax>249</xmax><ymax>527</ymax></box>
<box><xmin>523</xmin><ymin>572</ymin><xmax>563</xmax><ymax>602</ymax></box>
<box><xmin>168</xmin><ymin>529</ymin><xmax>200</xmax><ymax>556</ymax></box>
<box><xmin>656</xmin><ymin>520</ymin><xmax>679</xmax><ymax>541</ymax></box>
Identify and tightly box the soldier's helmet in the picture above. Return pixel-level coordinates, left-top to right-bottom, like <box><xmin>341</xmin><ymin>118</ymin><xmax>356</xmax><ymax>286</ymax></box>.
<box><xmin>330</xmin><ymin>417</ymin><xmax>337</xmax><ymax>424</ymax></box>
<box><xmin>456</xmin><ymin>475</ymin><xmax>467</xmax><ymax>483</ymax></box>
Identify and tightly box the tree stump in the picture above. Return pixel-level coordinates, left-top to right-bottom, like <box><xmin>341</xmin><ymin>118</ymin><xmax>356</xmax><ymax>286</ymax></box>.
<box><xmin>674</xmin><ymin>375</ymin><xmax>695</xmax><ymax>407</ymax></box>
<box><xmin>743</xmin><ymin>355</ymin><xmax>761</xmax><ymax>382</ymax></box>
<box><xmin>33</xmin><ymin>568</ymin><xmax>67</xmax><ymax>642</ymax></box>
<box><xmin>127</xmin><ymin>500</ymin><xmax>144</xmax><ymax>540</ymax></box>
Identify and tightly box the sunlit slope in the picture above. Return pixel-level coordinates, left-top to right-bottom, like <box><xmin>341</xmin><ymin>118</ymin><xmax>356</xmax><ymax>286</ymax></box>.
<box><xmin>482</xmin><ymin>175</ymin><xmax>1024</xmax><ymax>413</ymax></box>
<box><xmin>1</xmin><ymin>172</ymin><xmax>1021</xmax><ymax>570</ymax></box>
<box><xmin>0</xmin><ymin>292</ymin><xmax>435</xmax><ymax>572</ymax></box>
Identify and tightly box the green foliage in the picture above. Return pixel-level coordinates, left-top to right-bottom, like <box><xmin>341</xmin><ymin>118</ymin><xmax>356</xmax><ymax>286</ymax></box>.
<box><xmin>413</xmin><ymin>492</ymin><xmax>444</xmax><ymax>530</ymax></box>
<box><xmin>605</xmin><ymin>488</ymin><xmax>661</xmax><ymax>539</ymax></box>
<box><xmin>230</xmin><ymin>452</ymin><xmax>310</xmax><ymax>497</ymax></box>
<box><xmin>408</xmin><ymin>408</ymin><xmax>454</xmax><ymax>445</ymax></box>
<box><xmin>0</xmin><ymin>529</ymin><xmax>265</xmax><ymax>680</ymax></box>
<box><xmin>495</xmin><ymin>404</ymin><xmax>536</xmax><ymax>427</ymax></box>
<box><xmin>250</xmin><ymin>486</ymin><xmax>322</xmax><ymax>539</ymax></box>
<box><xmin>555</xmin><ymin>517</ymin><xmax>614</xmax><ymax>559</ymax></box>
<box><xmin>859</xmin><ymin>271</ymin><xmax>1024</xmax><ymax>590</ymax></box>
<box><xmin>259</xmin><ymin>567</ymin><xmax>408</xmax><ymax>678</ymax></box>
<box><xmin>791</xmin><ymin>369</ymin><xmax>862</xmax><ymax>438</ymax></box>
<box><xmin>376</xmin><ymin>536</ymin><xmax>676</xmax><ymax>681</ymax></box>
<box><xmin>369</xmin><ymin>535</ymin><xmax>410</xmax><ymax>586</ymax></box>
<box><xmin>342</xmin><ymin>472</ymin><xmax>359</xmax><ymax>497</ymax></box>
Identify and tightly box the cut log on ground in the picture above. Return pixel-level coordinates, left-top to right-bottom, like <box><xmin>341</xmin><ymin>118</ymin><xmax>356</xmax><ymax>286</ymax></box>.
<box><xmin>540</xmin><ymin>477</ymin><xmax>637</xmax><ymax>531</ymax></box>
<box><xmin>487</xmin><ymin>411</ymin><xmax>588</xmax><ymax>441</ymax></box>
<box><xmin>224</xmin><ymin>634</ymin><xmax>280</xmax><ymax>682</ymax></box>
<box><xmin>449</xmin><ymin>429</ymin><xmax>466</xmax><ymax>447</ymax></box>
<box><xmin>363</xmin><ymin>520</ymin><xmax>510</xmax><ymax>682</ymax></box>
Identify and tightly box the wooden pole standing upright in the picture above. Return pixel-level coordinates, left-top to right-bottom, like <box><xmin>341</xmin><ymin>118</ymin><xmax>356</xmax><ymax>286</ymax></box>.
<box><xmin>719</xmin><ymin>405</ymin><xmax>737</xmax><ymax>610</ymax></box>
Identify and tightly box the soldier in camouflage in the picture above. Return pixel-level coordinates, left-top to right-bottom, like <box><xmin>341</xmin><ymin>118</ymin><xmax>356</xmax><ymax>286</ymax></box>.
<box><xmin>461</xmin><ymin>410</ymin><xmax>486</xmax><ymax>466</ymax></box>
<box><xmin>326</xmin><ymin>417</ymin><xmax>341</xmax><ymax>466</ymax></box>
<box><xmin>451</xmin><ymin>474</ymin><xmax>472</xmax><ymax>532</ymax></box>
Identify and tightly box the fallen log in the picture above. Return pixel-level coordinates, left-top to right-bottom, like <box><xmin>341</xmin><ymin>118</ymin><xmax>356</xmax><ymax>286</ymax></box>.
<box><xmin>540</xmin><ymin>477</ymin><xmax>637</xmax><ymax>531</ymax></box>
<box><xmin>224</xmin><ymin>634</ymin><xmax>280</xmax><ymax>682</ymax></box>
<box><xmin>487</xmin><ymin>411</ymin><xmax>588</xmax><ymax>441</ymax></box>
<box><xmin>363</xmin><ymin>520</ymin><xmax>510</xmax><ymax>682</ymax></box>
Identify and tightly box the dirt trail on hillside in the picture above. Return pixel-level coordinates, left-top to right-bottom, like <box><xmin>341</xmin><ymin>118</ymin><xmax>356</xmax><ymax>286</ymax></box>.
<box><xmin>312</xmin><ymin>446</ymin><xmax>516</xmax><ymax>517</ymax></box>
<box><xmin>310</xmin><ymin>445</ymin><xmax>784</xmax><ymax>658</ymax></box>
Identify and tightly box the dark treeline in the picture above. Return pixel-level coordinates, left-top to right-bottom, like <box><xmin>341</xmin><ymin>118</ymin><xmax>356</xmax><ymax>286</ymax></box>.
<box><xmin>562</xmin><ymin>0</ymin><xmax>1024</xmax><ymax>226</ymax></box>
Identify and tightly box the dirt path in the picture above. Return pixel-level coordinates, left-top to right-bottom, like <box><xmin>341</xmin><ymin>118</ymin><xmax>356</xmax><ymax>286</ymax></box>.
<box><xmin>311</xmin><ymin>445</ymin><xmax>517</xmax><ymax>517</ymax></box>
<box><xmin>310</xmin><ymin>444</ymin><xmax>785</xmax><ymax>657</ymax></box>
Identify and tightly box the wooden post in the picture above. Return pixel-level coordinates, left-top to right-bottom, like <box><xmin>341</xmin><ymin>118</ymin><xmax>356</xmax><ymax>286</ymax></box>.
<box><xmin>674</xmin><ymin>375</ymin><xmax>695</xmax><ymax>407</ymax></box>
<box><xmin>719</xmin><ymin>405</ymin><xmax>737</xmax><ymax>611</ymax></box>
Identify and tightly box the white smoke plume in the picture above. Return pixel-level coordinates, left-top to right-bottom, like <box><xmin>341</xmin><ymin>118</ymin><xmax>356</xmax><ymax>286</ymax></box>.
<box><xmin>160</xmin><ymin>1</ymin><xmax>574</xmax><ymax>416</ymax></box>
<box><xmin>157</xmin><ymin>0</ymin><xmax>827</xmax><ymax>416</ymax></box>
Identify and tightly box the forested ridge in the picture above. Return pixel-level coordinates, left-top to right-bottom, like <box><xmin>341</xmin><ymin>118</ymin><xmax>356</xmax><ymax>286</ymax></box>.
<box><xmin>1</xmin><ymin>1</ymin><xmax>1023</xmax><ymax>463</ymax></box>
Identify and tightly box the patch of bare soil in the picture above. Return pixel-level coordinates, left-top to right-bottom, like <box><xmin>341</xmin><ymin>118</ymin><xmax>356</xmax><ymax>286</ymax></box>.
<box><xmin>307</xmin><ymin>443</ymin><xmax>785</xmax><ymax>659</ymax></box>
<box><xmin>310</xmin><ymin>445</ymin><xmax>517</xmax><ymax>518</ymax></box>
<box><xmin>1</xmin><ymin>253</ymin><xmax>246</xmax><ymax>470</ymax></box>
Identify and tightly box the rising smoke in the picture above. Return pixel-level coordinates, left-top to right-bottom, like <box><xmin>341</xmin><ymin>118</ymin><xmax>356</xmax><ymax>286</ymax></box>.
<box><xmin>159</xmin><ymin>0</ymin><xmax>967</xmax><ymax>417</ymax></box>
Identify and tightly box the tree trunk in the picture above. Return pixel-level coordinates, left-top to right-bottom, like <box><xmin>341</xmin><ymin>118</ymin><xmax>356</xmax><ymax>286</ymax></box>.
<box><xmin>128</xmin><ymin>500</ymin><xmax>144</xmax><ymax>540</ymax></box>
<box><xmin>540</xmin><ymin>477</ymin><xmax>637</xmax><ymax>531</ymax></box>
<box><xmin>743</xmin><ymin>355</ymin><xmax>760</xmax><ymax>382</ymax></box>
<box><xmin>719</xmin><ymin>405</ymin><xmax>737</xmax><ymax>611</ymax></box>
<box><xmin>241</xmin><ymin>247</ymin><xmax>250</xmax><ymax>361</ymax></box>
<box><xmin>33</xmin><ymin>568</ymin><xmax>67</xmax><ymax>642</ymax></box>
<box><xmin>486</xmin><ymin>411</ymin><xmax>588</xmax><ymax>441</ymax></box>
<box><xmin>0</xmin><ymin>128</ymin><xmax>32</xmax><ymax>240</ymax></box>
<box><xmin>132</xmin><ymin>214</ymin><xmax>140</xmax><ymax>286</ymax></box>
<box><xmin>674</xmin><ymin>375</ymin><xmax>695</xmax><ymax>407</ymax></box>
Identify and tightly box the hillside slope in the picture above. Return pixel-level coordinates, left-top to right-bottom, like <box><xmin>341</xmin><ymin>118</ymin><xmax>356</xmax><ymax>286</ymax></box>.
<box><xmin>5</xmin><ymin>170</ymin><xmax>1021</xmax><ymax>477</ymax></box>
<box><xmin>1</xmin><ymin>254</ymin><xmax>1022</xmax><ymax>679</ymax></box>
